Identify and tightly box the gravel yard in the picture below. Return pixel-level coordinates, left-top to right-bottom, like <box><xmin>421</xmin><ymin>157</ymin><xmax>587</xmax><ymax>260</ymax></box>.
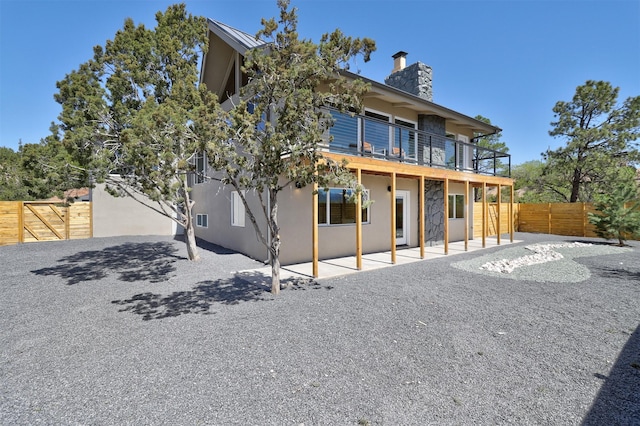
<box><xmin>1</xmin><ymin>233</ymin><xmax>638</xmax><ymax>425</ymax></box>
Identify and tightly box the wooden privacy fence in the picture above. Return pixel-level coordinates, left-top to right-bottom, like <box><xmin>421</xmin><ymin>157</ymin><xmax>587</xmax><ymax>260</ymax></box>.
<box><xmin>472</xmin><ymin>202</ymin><xmax>518</xmax><ymax>238</ymax></box>
<box><xmin>473</xmin><ymin>202</ymin><xmax>639</xmax><ymax>240</ymax></box>
<box><xmin>0</xmin><ymin>201</ymin><xmax>92</xmax><ymax>246</ymax></box>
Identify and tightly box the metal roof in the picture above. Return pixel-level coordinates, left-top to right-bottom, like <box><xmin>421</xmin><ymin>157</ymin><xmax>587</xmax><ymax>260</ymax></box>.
<box><xmin>207</xmin><ymin>19</ymin><xmax>266</xmax><ymax>53</ymax></box>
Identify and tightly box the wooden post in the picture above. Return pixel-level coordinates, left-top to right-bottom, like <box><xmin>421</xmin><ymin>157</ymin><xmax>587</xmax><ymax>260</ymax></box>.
<box><xmin>89</xmin><ymin>201</ymin><xmax>94</xmax><ymax>238</ymax></box>
<box><xmin>419</xmin><ymin>176</ymin><xmax>425</xmax><ymax>259</ymax></box>
<box><xmin>390</xmin><ymin>172</ymin><xmax>396</xmax><ymax>264</ymax></box>
<box><xmin>443</xmin><ymin>178</ymin><xmax>449</xmax><ymax>255</ymax></box>
<box><xmin>482</xmin><ymin>182</ymin><xmax>486</xmax><ymax>248</ymax></box>
<box><xmin>64</xmin><ymin>205</ymin><xmax>70</xmax><ymax>240</ymax></box>
<box><xmin>464</xmin><ymin>180</ymin><xmax>469</xmax><ymax>251</ymax></box>
<box><xmin>18</xmin><ymin>201</ymin><xmax>24</xmax><ymax>243</ymax></box>
<box><xmin>312</xmin><ymin>181</ymin><xmax>319</xmax><ymax>278</ymax></box>
<box><xmin>510</xmin><ymin>185</ymin><xmax>514</xmax><ymax>242</ymax></box>
<box><xmin>548</xmin><ymin>203</ymin><xmax>552</xmax><ymax>235</ymax></box>
<box><xmin>496</xmin><ymin>184</ymin><xmax>501</xmax><ymax>245</ymax></box>
<box><xmin>356</xmin><ymin>168</ymin><xmax>362</xmax><ymax>270</ymax></box>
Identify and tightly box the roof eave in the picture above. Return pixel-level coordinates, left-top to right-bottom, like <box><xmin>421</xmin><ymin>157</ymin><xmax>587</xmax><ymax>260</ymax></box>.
<box><xmin>338</xmin><ymin>69</ymin><xmax>501</xmax><ymax>135</ymax></box>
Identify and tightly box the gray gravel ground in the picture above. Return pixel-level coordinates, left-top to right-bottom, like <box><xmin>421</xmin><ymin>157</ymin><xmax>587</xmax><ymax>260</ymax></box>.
<box><xmin>1</xmin><ymin>232</ymin><xmax>638</xmax><ymax>425</ymax></box>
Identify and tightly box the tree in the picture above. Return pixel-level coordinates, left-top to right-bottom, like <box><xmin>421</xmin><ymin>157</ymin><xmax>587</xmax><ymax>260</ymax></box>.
<box><xmin>588</xmin><ymin>175</ymin><xmax>640</xmax><ymax>246</ymax></box>
<box><xmin>203</xmin><ymin>0</ymin><xmax>375</xmax><ymax>294</ymax></box>
<box><xmin>510</xmin><ymin>160</ymin><xmax>563</xmax><ymax>203</ymax></box>
<box><xmin>0</xmin><ymin>147</ymin><xmax>29</xmax><ymax>200</ymax></box>
<box><xmin>52</xmin><ymin>4</ymin><xmax>221</xmax><ymax>260</ymax></box>
<box><xmin>544</xmin><ymin>80</ymin><xmax>640</xmax><ymax>202</ymax></box>
<box><xmin>472</xmin><ymin>115</ymin><xmax>509</xmax><ymax>201</ymax></box>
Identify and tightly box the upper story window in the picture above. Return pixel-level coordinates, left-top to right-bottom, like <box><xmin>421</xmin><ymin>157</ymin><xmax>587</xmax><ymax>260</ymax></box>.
<box><xmin>394</xmin><ymin>118</ymin><xmax>417</xmax><ymax>161</ymax></box>
<box><xmin>327</xmin><ymin>110</ymin><xmax>358</xmax><ymax>153</ymax></box>
<box><xmin>318</xmin><ymin>188</ymin><xmax>370</xmax><ymax>226</ymax></box>
<box><xmin>188</xmin><ymin>152</ymin><xmax>207</xmax><ymax>186</ymax></box>
<box><xmin>363</xmin><ymin>110</ymin><xmax>391</xmax><ymax>156</ymax></box>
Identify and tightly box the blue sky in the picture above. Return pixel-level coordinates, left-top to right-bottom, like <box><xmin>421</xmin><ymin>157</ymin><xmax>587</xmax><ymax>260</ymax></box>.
<box><xmin>1</xmin><ymin>0</ymin><xmax>638</xmax><ymax>165</ymax></box>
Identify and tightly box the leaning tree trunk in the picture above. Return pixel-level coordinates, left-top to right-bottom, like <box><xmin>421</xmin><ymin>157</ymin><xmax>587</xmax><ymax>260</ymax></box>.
<box><xmin>269</xmin><ymin>188</ymin><xmax>281</xmax><ymax>294</ymax></box>
<box><xmin>182</xmin><ymin>183</ymin><xmax>200</xmax><ymax>261</ymax></box>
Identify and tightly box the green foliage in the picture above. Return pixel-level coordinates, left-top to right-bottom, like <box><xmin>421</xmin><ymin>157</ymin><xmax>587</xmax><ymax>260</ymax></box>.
<box><xmin>0</xmin><ymin>147</ymin><xmax>29</xmax><ymax>200</ymax></box>
<box><xmin>588</xmin><ymin>179</ymin><xmax>640</xmax><ymax>246</ymax></box>
<box><xmin>511</xmin><ymin>160</ymin><xmax>563</xmax><ymax>203</ymax></box>
<box><xmin>543</xmin><ymin>80</ymin><xmax>640</xmax><ymax>202</ymax></box>
<box><xmin>203</xmin><ymin>0</ymin><xmax>376</xmax><ymax>292</ymax></box>
<box><xmin>472</xmin><ymin>115</ymin><xmax>509</xmax><ymax>201</ymax></box>
<box><xmin>473</xmin><ymin>115</ymin><xmax>509</xmax><ymax>174</ymax></box>
<box><xmin>52</xmin><ymin>3</ymin><xmax>220</xmax><ymax>260</ymax></box>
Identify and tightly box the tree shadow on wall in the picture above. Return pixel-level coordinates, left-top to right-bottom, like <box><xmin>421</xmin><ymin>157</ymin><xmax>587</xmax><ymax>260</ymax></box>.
<box><xmin>31</xmin><ymin>241</ymin><xmax>182</xmax><ymax>285</ymax></box>
<box><xmin>112</xmin><ymin>273</ymin><xmax>330</xmax><ymax>321</ymax></box>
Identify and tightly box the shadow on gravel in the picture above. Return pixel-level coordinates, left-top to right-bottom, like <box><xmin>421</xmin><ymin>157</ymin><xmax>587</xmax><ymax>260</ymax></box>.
<box><xmin>111</xmin><ymin>273</ymin><xmax>327</xmax><ymax>320</ymax></box>
<box><xmin>111</xmin><ymin>272</ymin><xmax>267</xmax><ymax>320</ymax></box>
<box><xmin>582</xmin><ymin>324</ymin><xmax>640</xmax><ymax>425</ymax></box>
<box><xmin>591</xmin><ymin>265</ymin><xmax>640</xmax><ymax>282</ymax></box>
<box><xmin>31</xmin><ymin>242</ymin><xmax>182</xmax><ymax>285</ymax></box>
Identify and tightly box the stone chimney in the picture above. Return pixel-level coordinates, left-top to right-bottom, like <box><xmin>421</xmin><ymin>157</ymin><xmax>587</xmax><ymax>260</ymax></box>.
<box><xmin>385</xmin><ymin>51</ymin><xmax>433</xmax><ymax>102</ymax></box>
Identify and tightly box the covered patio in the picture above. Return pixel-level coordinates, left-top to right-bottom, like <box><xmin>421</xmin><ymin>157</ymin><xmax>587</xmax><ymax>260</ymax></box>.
<box><xmin>309</xmin><ymin>153</ymin><xmax>515</xmax><ymax>278</ymax></box>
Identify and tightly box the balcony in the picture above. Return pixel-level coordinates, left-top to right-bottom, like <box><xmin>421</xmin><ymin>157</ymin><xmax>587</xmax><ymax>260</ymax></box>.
<box><xmin>323</xmin><ymin>110</ymin><xmax>511</xmax><ymax>177</ymax></box>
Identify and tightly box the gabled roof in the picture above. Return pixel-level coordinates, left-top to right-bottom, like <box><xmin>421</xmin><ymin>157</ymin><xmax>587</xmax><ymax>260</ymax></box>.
<box><xmin>207</xmin><ymin>19</ymin><xmax>266</xmax><ymax>53</ymax></box>
<box><xmin>206</xmin><ymin>19</ymin><xmax>500</xmax><ymax>135</ymax></box>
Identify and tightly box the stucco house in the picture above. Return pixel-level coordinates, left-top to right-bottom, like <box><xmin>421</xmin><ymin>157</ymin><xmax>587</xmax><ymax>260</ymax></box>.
<box><xmin>190</xmin><ymin>19</ymin><xmax>514</xmax><ymax>275</ymax></box>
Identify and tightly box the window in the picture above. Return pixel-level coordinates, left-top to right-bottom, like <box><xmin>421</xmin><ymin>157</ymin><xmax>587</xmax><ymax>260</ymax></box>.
<box><xmin>318</xmin><ymin>188</ymin><xmax>369</xmax><ymax>225</ymax></box>
<box><xmin>394</xmin><ymin>118</ymin><xmax>417</xmax><ymax>160</ymax></box>
<box><xmin>196</xmin><ymin>214</ymin><xmax>208</xmax><ymax>228</ymax></box>
<box><xmin>363</xmin><ymin>110</ymin><xmax>391</xmax><ymax>155</ymax></box>
<box><xmin>328</xmin><ymin>110</ymin><xmax>358</xmax><ymax>152</ymax></box>
<box><xmin>448</xmin><ymin>194</ymin><xmax>465</xmax><ymax>219</ymax></box>
<box><xmin>189</xmin><ymin>152</ymin><xmax>207</xmax><ymax>185</ymax></box>
<box><xmin>231</xmin><ymin>191</ymin><xmax>245</xmax><ymax>227</ymax></box>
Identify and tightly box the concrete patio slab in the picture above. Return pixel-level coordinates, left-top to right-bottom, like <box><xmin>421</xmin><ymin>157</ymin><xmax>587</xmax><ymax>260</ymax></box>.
<box><xmin>239</xmin><ymin>236</ymin><xmax>521</xmax><ymax>282</ymax></box>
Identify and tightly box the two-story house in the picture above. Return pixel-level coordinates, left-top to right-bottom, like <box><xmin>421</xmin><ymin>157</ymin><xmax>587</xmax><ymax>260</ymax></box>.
<box><xmin>190</xmin><ymin>19</ymin><xmax>514</xmax><ymax>276</ymax></box>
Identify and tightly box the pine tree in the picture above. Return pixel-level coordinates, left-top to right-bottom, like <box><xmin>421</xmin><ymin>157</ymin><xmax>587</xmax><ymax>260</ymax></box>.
<box><xmin>588</xmin><ymin>178</ymin><xmax>640</xmax><ymax>246</ymax></box>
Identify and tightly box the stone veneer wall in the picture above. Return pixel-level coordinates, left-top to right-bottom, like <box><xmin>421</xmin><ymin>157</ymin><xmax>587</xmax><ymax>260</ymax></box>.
<box><xmin>384</xmin><ymin>62</ymin><xmax>433</xmax><ymax>102</ymax></box>
<box><xmin>424</xmin><ymin>180</ymin><xmax>444</xmax><ymax>246</ymax></box>
<box><xmin>418</xmin><ymin>114</ymin><xmax>446</xmax><ymax>166</ymax></box>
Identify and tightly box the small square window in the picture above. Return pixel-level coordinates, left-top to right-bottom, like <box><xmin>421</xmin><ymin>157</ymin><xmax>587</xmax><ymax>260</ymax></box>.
<box><xmin>196</xmin><ymin>214</ymin><xmax>208</xmax><ymax>228</ymax></box>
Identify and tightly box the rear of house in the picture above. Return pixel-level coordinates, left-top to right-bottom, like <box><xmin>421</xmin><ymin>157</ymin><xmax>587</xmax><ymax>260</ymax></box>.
<box><xmin>190</xmin><ymin>19</ymin><xmax>514</xmax><ymax>267</ymax></box>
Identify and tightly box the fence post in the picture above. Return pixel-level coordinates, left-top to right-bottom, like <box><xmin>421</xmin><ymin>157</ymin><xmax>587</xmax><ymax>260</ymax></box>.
<box><xmin>547</xmin><ymin>203</ymin><xmax>551</xmax><ymax>235</ymax></box>
<box><xmin>18</xmin><ymin>201</ymin><xmax>24</xmax><ymax>243</ymax></box>
<box><xmin>65</xmin><ymin>205</ymin><xmax>70</xmax><ymax>240</ymax></box>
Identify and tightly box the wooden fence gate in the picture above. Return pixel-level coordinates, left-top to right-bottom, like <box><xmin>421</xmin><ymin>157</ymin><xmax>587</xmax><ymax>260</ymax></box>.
<box><xmin>0</xmin><ymin>201</ymin><xmax>92</xmax><ymax>246</ymax></box>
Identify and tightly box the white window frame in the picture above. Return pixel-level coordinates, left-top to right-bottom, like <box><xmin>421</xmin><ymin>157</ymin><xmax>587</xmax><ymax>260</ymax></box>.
<box><xmin>363</xmin><ymin>108</ymin><xmax>392</xmax><ymax>155</ymax></box>
<box><xmin>318</xmin><ymin>188</ymin><xmax>370</xmax><ymax>226</ymax></box>
<box><xmin>231</xmin><ymin>191</ymin><xmax>246</xmax><ymax>227</ymax></box>
<box><xmin>189</xmin><ymin>151</ymin><xmax>207</xmax><ymax>186</ymax></box>
<box><xmin>394</xmin><ymin>117</ymin><xmax>418</xmax><ymax>160</ymax></box>
<box><xmin>456</xmin><ymin>134</ymin><xmax>471</xmax><ymax>171</ymax></box>
<box><xmin>196</xmin><ymin>213</ymin><xmax>208</xmax><ymax>228</ymax></box>
<box><xmin>448</xmin><ymin>194</ymin><xmax>465</xmax><ymax>219</ymax></box>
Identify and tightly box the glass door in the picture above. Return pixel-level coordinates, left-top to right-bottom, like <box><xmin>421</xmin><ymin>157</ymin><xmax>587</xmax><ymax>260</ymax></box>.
<box><xmin>395</xmin><ymin>190</ymin><xmax>409</xmax><ymax>245</ymax></box>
